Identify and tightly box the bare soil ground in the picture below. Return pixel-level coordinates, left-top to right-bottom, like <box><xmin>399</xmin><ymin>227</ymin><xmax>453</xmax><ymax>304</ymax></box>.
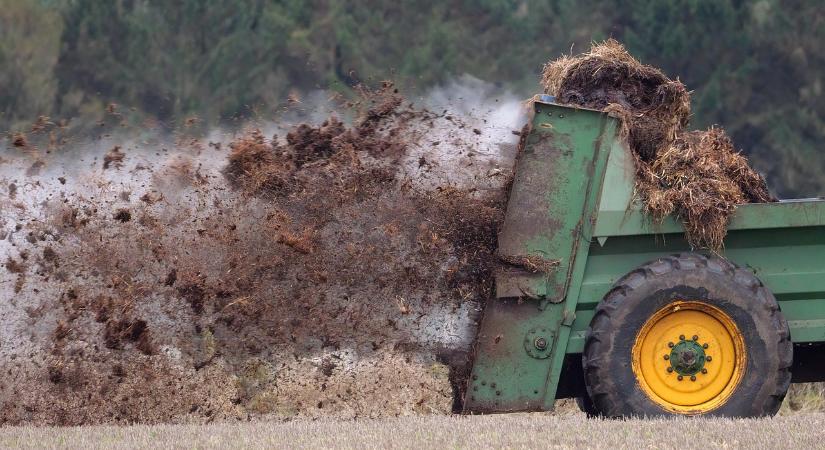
<box><xmin>1</xmin><ymin>413</ymin><xmax>823</xmax><ymax>449</ymax></box>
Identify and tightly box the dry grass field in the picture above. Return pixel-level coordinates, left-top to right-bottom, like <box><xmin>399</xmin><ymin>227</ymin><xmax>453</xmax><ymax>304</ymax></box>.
<box><xmin>1</xmin><ymin>411</ymin><xmax>823</xmax><ymax>449</ymax></box>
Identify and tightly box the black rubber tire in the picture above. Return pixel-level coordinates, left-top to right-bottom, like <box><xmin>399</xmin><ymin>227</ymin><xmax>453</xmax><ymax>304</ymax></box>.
<box><xmin>582</xmin><ymin>253</ymin><xmax>792</xmax><ymax>418</ymax></box>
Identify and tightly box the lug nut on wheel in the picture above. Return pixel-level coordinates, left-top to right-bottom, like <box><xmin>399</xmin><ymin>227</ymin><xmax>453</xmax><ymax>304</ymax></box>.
<box><xmin>701</xmin><ymin>368</ymin><xmax>708</xmax><ymax>374</ymax></box>
<box><xmin>667</xmin><ymin>367</ymin><xmax>673</xmax><ymax>373</ymax></box>
<box><xmin>677</xmin><ymin>375</ymin><xmax>684</xmax><ymax>381</ymax></box>
<box><xmin>690</xmin><ymin>375</ymin><xmax>696</xmax><ymax>381</ymax></box>
<box><xmin>692</xmin><ymin>335</ymin><xmax>699</xmax><ymax>341</ymax></box>
<box><xmin>706</xmin><ymin>356</ymin><xmax>712</xmax><ymax>362</ymax></box>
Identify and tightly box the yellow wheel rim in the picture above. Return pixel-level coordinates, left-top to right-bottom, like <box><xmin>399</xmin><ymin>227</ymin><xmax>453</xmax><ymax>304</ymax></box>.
<box><xmin>631</xmin><ymin>300</ymin><xmax>746</xmax><ymax>414</ymax></box>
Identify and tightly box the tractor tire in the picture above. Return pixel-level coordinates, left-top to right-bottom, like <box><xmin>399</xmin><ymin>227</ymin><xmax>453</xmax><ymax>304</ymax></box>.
<box><xmin>582</xmin><ymin>253</ymin><xmax>792</xmax><ymax>418</ymax></box>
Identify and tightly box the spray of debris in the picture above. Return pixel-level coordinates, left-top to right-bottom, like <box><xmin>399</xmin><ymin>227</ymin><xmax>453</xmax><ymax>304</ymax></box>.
<box><xmin>0</xmin><ymin>81</ymin><xmax>524</xmax><ymax>425</ymax></box>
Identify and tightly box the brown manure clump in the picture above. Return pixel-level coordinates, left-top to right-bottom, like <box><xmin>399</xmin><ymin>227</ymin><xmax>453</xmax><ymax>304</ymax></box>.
<box><xmin>225</xmin><ymin>82</ymin><xmax>411</xmax><ymax>198</ymax></box>
<box><xmin>224</xmin><ymin>129</ymin><xmax>294</xmax><ymax>196</ymax></box>
<box><xmin>542</xmin><ymin>39</ymin><xmax>690</xmax><ymax>162</ymax></box>
<box><xmin>542</xmin><ymin>40</ymin><xmax>774</xmax><ymax>250</ymax></box>
<box><xmin>637</xmin><ymin>128</ymin><xmax>774</xmax><ymax>249</ymax></box>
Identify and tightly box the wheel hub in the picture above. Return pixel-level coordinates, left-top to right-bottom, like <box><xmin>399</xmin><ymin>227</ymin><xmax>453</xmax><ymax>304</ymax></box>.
<box><xmin>669</xmin><ymin>339</ymin><xmax>706</xmax><ymax>376</ymax></box>
<box><xmin>631</xmin><ymin>301</ymin><xmax>746</xmax><ymax>414</ymax></box>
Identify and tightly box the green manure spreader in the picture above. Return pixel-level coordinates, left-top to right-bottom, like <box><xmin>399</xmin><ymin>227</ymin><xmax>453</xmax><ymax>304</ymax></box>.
<box><xmin>464</xmin><ymin>96</ymin><xmax>825</xmax><ymax>418</ymax></box>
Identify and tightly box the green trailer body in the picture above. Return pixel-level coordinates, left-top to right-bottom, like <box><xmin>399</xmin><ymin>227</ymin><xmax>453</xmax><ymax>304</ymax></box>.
<box><xmin>463</xmin><ymin>98</ymin><xmax>825</xmax><ymax>414</ymax></box>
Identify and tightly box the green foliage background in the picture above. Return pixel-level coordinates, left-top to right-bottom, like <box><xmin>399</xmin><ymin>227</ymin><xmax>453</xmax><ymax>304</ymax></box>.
<box><xmin>2</xmin><ymin>0</ymin><xmax>823</xmax><ymax>197</ymax></box>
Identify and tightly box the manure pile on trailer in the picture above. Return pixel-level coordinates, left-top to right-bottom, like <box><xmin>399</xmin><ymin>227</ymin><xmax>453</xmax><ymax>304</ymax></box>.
<box><xmin>542</xmin><ymin>39</ymin><xmax>774</xmax><ymax>250</ymax></box>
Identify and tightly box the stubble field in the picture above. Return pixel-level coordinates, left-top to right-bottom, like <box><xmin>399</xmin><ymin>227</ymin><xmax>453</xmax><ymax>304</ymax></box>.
<box><xmin>1</xmin><ymin>411</ymin><xmax>823</xmax><ymax>449</ymax></box>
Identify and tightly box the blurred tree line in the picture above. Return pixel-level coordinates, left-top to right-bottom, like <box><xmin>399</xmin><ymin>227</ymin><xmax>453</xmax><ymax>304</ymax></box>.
<box><xmin>1</xmin><ymin>0</ymin><xmax>823</xmax><ymax>197</ymax></box>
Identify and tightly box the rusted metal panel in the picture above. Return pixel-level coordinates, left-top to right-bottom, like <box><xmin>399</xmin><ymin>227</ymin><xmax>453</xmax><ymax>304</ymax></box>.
<box><xmin>465</xmin><ymin>101</ymin><xmax>618</xmax><ymax>413</ymax></box>
<box><xmin>465</xmin><ymin>298</ymin><xmax>558</xmax><ymax>413</ymax></box>
<box><xmin>496</xmin><ymin>104</ymin><xmax>613</xmax><ymax>303</ymax></box>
